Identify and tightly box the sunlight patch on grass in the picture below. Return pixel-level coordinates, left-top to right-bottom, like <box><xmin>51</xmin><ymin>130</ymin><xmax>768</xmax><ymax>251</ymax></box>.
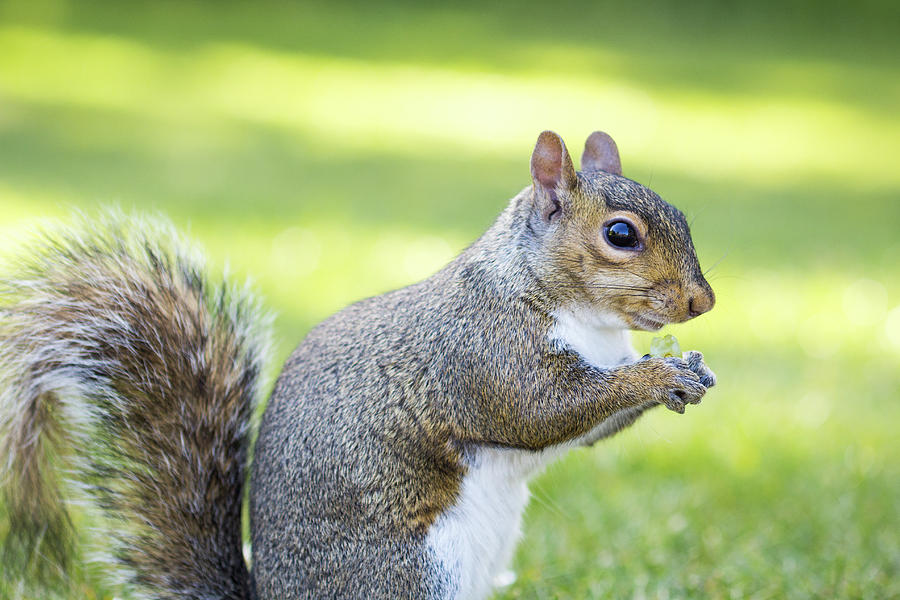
<box><xmin>0</xmin><ymin>185</ymin><xmax>73</xmax><ymax>250</ymax></box>
<box><xmin>2</xmin><ymin>26</ymin><xmax>899</xmax><ymax>189</ymax></box>
<box><xmin>638</xmin><ymin>268</ymin><xmax>899</xmax><ymax>363</ymax></box>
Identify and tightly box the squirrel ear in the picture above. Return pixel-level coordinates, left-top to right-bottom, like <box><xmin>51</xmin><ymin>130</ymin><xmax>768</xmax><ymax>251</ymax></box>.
<box><xmin>530</xmin><ymin>131</ymin><xmax>577</xmax><ymax>222</ymax></box>
<box><xmin>581</xmin><ymin>131</ymin><xmax>622</xmax><ymax>176</ymax></box>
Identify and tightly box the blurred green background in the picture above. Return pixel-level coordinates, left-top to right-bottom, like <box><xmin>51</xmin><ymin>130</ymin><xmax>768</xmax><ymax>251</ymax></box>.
<box><xmin>1</xmin><ymin>0</ymin><xmax>898</xmax><ymax>598</ymax></box>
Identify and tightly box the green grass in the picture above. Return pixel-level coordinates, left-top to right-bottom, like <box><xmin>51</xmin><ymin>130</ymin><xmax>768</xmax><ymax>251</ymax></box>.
<box><xmin>1</xmin><ymin>0</ymin><xmax>898</xmax><ymax>598</ymax></box>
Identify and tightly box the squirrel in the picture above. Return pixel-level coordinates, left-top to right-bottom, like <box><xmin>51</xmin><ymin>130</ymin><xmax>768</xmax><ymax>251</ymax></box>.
<box><xmin>0</xmin><ymin>130</ymin><xmax>716</xmax><ymax>600</ymax></box>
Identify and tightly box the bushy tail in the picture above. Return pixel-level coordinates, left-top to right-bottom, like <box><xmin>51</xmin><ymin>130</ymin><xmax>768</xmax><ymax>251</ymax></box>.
<box><xmin>0</xmin><ymin>212</ymin><xmax>271</xmax><ymax>600</ymax></box>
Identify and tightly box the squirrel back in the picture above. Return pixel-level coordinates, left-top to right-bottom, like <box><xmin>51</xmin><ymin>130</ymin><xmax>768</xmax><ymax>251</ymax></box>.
<box><xmin>0</xmin><ymin>212</ymin><xmax>270</xmax><ymax>599</ymax></box>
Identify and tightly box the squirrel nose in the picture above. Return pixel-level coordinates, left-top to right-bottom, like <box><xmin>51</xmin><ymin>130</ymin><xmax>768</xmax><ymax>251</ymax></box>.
<box><xmin>688</xmin><ymin>288</ymin><xmax>715</xmax><ymax>318</ymax></box>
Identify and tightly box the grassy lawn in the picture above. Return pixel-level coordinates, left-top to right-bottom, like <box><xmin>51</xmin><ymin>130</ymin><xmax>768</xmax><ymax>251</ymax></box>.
<box><xmin>1</xmin><ymin>0</ymin><xmax>898</xmax><ymax>598</ymax></box>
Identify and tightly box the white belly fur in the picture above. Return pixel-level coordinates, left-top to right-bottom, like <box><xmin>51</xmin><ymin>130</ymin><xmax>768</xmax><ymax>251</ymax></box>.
<box><xmin>426</xmin><ymin>306</ymin><xmax>639</xmax><ymax>599</ymax></box>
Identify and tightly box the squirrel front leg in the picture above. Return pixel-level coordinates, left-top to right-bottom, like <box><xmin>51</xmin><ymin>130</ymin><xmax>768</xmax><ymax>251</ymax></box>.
<box><xmin>472</xmin><ymin>351</ymin><xmax>709</xmax><ymax>450</ymax></box>
<box><xmin>578</xmin><ymin>351</ymin><xmax>718</xmax><ymax>447</ymax></box>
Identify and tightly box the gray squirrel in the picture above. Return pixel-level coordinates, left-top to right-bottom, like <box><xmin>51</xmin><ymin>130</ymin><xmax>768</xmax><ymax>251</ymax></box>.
<box><xmin>0</xmin><ymin>130</ymin><xmax>716</xmax><ymax>599</ymax></box>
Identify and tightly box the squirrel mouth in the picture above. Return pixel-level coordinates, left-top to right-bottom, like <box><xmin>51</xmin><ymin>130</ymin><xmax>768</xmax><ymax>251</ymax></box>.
<box><xmin>630</xmin><ymin>313</ymin><xmax>667</xmax><ymax>331</ymax></box>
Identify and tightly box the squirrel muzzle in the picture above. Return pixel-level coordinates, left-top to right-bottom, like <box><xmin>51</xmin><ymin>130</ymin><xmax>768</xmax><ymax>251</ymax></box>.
<box><xmin>687</xmin><ymin>279</ymin><xmax>715</xmax><ymax>318</ymax></box>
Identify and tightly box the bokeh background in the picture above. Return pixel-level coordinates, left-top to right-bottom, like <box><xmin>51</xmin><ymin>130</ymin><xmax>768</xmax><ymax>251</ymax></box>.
<box><xmin>1</xmin><ymin>0</ymin><xmax>898</xmax><ymax>598</ymax></box>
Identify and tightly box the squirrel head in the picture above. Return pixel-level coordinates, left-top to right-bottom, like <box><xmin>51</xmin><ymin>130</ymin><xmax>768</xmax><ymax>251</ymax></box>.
<box><xmin>523</xmin><ymin>130</ymin><xmax>715</xmax><ymax>331</ymax></box>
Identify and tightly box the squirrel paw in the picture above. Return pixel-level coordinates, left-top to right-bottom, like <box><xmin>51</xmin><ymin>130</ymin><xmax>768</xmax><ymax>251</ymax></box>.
<box><xmin>683</xmin><ymin>350</ymin><xmax>717</xmax><ymax>388</ymax></box>
<box><xmin>632</xmin><ymin>356</ymin><xmax>708</xmax><ymax>414</ymax></box>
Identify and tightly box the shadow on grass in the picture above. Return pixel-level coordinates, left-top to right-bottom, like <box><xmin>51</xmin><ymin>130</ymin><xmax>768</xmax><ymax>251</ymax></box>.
<box><xmin>3</xmin><ymin>0</ymin><xmax>898</xmax><ymax>116</ymax></box>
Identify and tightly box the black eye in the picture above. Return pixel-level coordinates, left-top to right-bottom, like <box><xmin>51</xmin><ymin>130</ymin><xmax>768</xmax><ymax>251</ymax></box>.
<box><xmin>604</xmin><ymin>220</ymin><xmax>640</xmax><ymax>249</ymax></box>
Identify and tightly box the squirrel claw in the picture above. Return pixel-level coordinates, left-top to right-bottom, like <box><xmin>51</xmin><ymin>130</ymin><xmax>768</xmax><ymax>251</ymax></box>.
<box><xmin>684</xmin><ymin>351</ymin><xmax>717</xmax><ymax>389</ymax></box>
<box><xmin>666</xmin><ymin>392</ymin><xmax>687</xmax><ymax>414</ymax></box>
<box><xmin>631</xmin><ymin>356</ymin><xmax>708</xmax><ymax>413</ymax></box>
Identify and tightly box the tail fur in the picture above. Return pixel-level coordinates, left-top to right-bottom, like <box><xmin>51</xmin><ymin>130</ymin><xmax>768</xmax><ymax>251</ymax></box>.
<box><xmin>0</xmin><ymin>212</ymin><xmax>271</xmax><ymax>600</ymax></box>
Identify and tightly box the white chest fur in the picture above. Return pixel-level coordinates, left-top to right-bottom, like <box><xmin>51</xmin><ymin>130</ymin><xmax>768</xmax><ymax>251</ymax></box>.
<box><xmin>426</xmin><ymin>306</ymin><xmax>638</xmax><ymax>599</ymax></box>
<box><xmin>547</xmin><ymin>305</ymin><xmax>638</xmax><ymax>370</ymax></box>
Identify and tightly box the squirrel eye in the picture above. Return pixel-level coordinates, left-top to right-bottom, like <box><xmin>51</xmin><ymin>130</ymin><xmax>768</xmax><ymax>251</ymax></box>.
<box><xmin>604</xmin><ymin>220</ymin><xmax>640</xmax><ymax>249</ymax></box>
